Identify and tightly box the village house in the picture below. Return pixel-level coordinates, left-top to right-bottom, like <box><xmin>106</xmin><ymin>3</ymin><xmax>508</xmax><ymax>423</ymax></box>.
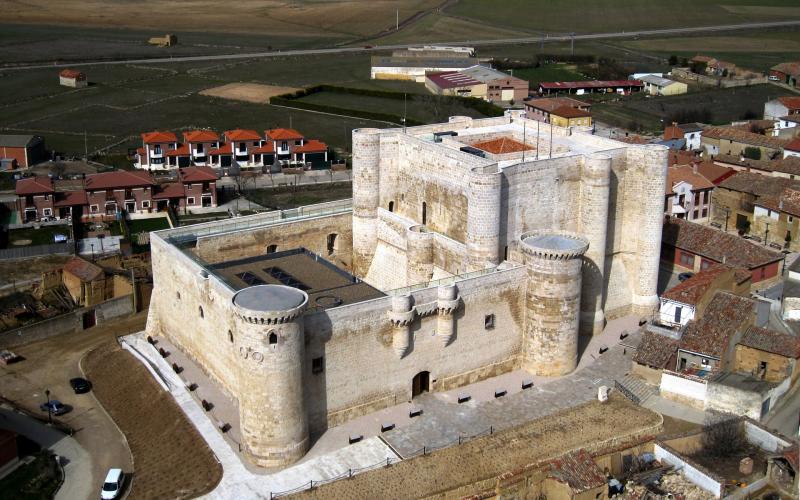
<box><xmin>661</xmin><ymin>215</ymin><xmax>784</xmax><ymax>285</ymax></box>
<box><xmin>640</xmin><ymin>75</ymin><xmax>687</xmax><ymax>96</ymax></box>
<box><xmin>763</xmin><ymin>96</ymin><xmax>800</xmax><ymax>121</ymax></box>
<box><xmin>84</xmin><ymin>170</ymin><xmax>157</xmax><ymax>218</ymax></box>
<box><xmin>773</xmin><ymin>115</ymin><xmax>800</xmax><ymax>138</ymax></box>
<box><xmin>135</xmin><ymin>131</ymin><xmax>178</xmax><ymax>170</ymax></box>
<box><xmin>663</xmin><ymin>123</ymin><xmax>703</xmax><ymax>151</ymax></box>
<box><xmin>0</xmin><ymin>134</ymin><xmax>46</xmax><ymax>170</ymax></box>
<box><xmin>538</xmin><ymin>79</ymin><xmax>643</xmax><ymax>96</ymax></box>
<box><xmin>664</xmin><ymin>163</ymin><xmax>714</xmax><ymax>222</ymax></box>
<box><xmin>714</xmin><ymin>154</ymin><xmax>800</xmax><ymax>180</ymax></box>
<box><xmin>524</xmin><ymin>97</ymin><xmax>591</xmax><ymax>124</ymax></box>
<box><xmin>701</xmin><ymin>126</ymin><xmax>787</xmax><ymax>160</ymax></box>
<box><xmin>657</xmin><ymin>264</ymin><xmax>750</xmax><ymax>328</ymax></box>
<box><xmin>424</xmin><ymin>71</ymin><xmax>487</xmax><ymax>99</ymax></box>
<box><xmin>425</xmin><ymin>65</ymin><xmax>528</xmax><ymax>103</ymax></box>
<box><xmin>14</xmin><ymin>176</ymin><xmax>56</xmax><ymax>222</ymax></box>
<box><xmin>769</xmin><ymin>62</ymin><xmax>800</xmax><ymax>88</ymax></box>
<box><xmin>735</xmin><ymin>326</ymin><xmax>800</xmax><ymax>383</ymax></box>
<box><xmin>58</xmin><ymin>69</ymin><xmax>87</xmax><ymax>88</ymax></box>
<box><xmin>785</xmin><ymin>137</ymin><xmax>800</xmax><ymax>159</ymax></box>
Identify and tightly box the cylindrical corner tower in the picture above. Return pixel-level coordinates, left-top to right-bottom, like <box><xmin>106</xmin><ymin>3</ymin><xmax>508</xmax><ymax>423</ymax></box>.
<box><xmin>407</xmin><ymin>225</ymin><xmax>434</xmax><ymax>285</ymax></box>
<box><xmin>521</xmin><ymin>231</ymin><xmax>589</xmax><ymax>376</ymax></box>
<box><xmin>388</xmin><ymin>294</ymin><xmax>413</xmax><ymax>358</ymax></box>
<box><xmin>466</xmin><ymin>166</ymin><xmax>502</xmax><ymax>271</ymax></box>
<box><xmin>352</xmin><ymin>128</ymin><xmax>382</xmax><ymax>277</ymax></box>
<box><xmin>232</xmin><ymin>285</ymin><xmax>309</xmax><ymax>469</ymax></box>
<box><xmin>579</xmin><ymin>153</ymin><xmax>611</xmax><ymax>336</ymax></box>
<box><xmin>628</xmin><ymin>144</ymin><xmax>668</xmax><ymax>318</ymax></box>
<box><xmin>436</xmin><ymin>284</ymin><xmax>460</xmax><ymax>346</ymax></box>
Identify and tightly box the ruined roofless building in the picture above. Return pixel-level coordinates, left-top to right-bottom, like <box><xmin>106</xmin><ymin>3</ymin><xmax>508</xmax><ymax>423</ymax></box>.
<box><xmin>145</xmin><ymin>112</ymin><xmax>667</xmax><ymax>469</ymax></box>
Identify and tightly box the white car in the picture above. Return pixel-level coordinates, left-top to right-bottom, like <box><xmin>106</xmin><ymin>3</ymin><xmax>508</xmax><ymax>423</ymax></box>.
<box><xmin>101</xmin><ymin>468</ymin><xmax>123</xmax><ymax>500</ymax></box>
<box><xmin>769</xmin><ymin>75</ymin><xmax>780</xmax><ymax>82</ymax></box>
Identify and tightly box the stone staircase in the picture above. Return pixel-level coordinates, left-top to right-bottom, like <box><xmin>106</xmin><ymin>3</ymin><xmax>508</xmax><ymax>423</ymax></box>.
<box><xmin>615</xmin><ymin>375</ymin><xmax>658</xmax><ymax>405</ymax></box>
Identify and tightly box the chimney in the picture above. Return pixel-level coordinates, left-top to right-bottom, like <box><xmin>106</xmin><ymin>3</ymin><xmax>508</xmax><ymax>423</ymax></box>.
<box><xmin>692</xmin><ymin>160</ymin><xmax>698</xmax><ymax>174</ymax></box>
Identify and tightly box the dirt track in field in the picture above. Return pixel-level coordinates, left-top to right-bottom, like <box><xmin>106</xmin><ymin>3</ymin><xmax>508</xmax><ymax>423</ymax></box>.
<box><xmin>200</xmin><ymin>83</ymin><xmax>300</xmax><ymax>103</ymax></box>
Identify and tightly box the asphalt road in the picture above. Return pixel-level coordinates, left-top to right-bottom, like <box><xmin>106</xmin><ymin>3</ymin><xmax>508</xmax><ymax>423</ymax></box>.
<box><xmin>5</xmin><ymin>20</ymin><xmax>800</xmax><ymax>70</ymax></box>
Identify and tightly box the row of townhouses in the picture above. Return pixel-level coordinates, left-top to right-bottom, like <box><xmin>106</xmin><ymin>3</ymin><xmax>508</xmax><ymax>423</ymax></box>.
<box><xmin>135</xmin><ymin>128</ymin><xmax>329</xmax><ymax>171</ymax></box>
<box><xmin>15</xmin><ymin>167</ymin><xmax>217</xmax><ymax>223</ymax></box>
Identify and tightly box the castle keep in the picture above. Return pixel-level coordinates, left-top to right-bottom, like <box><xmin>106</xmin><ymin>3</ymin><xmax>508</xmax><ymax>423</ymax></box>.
<box><xmin>145</xmin><ymin>113</ymin><xmax>668</xmax><ymax>469</ymax></box>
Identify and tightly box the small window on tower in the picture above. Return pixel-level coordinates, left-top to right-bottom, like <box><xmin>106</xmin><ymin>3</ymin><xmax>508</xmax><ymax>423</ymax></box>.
<box><xmin>312</xmin><ymin>357</ymin><xmax>324</xmax><ymax>374</ymax></box>
<box><xmin>484</xmin><ymin>314</ymin><xmax>495</xmax><ymax>330</ymax></box>
<box><xmin>269</xmin><ymin>332</ymin><xmax>278</xmax><ymax>345</ymax></box>
<box><xmin>228</xmin><ymin>330</ymin><xmax>233</xmax><ymax>343</ymax></box>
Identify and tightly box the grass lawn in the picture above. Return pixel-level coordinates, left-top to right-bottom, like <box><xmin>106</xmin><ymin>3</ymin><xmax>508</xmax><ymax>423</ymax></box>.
<box><xmin>7</xmin><ymin>226</ymin><xmax>71</xmax><ymax>247</ymax></box>
<box><xmin>244</xmin><ymin>182</ymin><xmax>352</xmax><ymax>210</ymax></box>
<box><xmin>127</xmin><ymin>217</ymin><xmax>170</xmax><ymax>235</ymax></box>
<box><xmin>0</xmin><ymin>451</ymin><xmax>61</xmax><ymax>500</ymax></box>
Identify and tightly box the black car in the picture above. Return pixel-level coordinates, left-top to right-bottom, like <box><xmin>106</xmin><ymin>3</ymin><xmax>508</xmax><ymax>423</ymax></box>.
<box><xmin>39</xmin><ymin>400</ymin><xmax>69</xmax><ymax>416</ymax></box>
<box><xmin>677</xmin><ymin>272</ymin><xmax>694</xmax><ymax>282</ymax></box>
<box><xmin>70</xmin><ymin>377</ymin><xmax>92</xmax><ymax>394</ymax></box>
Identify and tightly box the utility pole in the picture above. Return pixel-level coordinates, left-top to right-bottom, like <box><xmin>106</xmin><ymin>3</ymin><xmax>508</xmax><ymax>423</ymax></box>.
<box><xmin>396</xmin><ymin>10</ymin><xmax>399</xmax><ymax>31</ymax></box>
<box><xmin>535</xmin><ymin>120</ymin><xmax>540</xmax><ymax>160</ymax></box>
<box><xmin>549</xmin><ymin>122</ymin><xmax>553</xmax><ymax>159</ymax></box>
<box><xmin>765</xmin><ymin>222</ymin><xmax>770</xmax><ymax>247</ymax></box>
<box><xmin>84</xmin><ymin>130</ymin><xmax>88</xmax><ymax>160</ymax></box>
<box><xmin>570</xmin><ymin>33</ymin><xmax>575</xmax><ymax>56</ymax></box>
<box><xmin>522</xmin><ymin>120</ymin><xmax>526</xmax><ymax>162</ymax></box>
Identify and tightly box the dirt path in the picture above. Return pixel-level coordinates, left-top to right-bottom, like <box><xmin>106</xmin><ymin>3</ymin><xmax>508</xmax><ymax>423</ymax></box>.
<box><xmin>83</xmin><ymin>340</ymin><xmax>222</xmax><ymax>499</ymax></box>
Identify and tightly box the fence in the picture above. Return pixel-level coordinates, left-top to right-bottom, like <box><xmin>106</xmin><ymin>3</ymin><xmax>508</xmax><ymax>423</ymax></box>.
<box><xmin>0</xmin><ymin>241</ymin><xmax>72</xmax><ymax>260</ymax></box>
<box><xmin>268</xmin><ymin>425</ymin><xmax>496</xmax><ymax>498</ymax></box>
<box><xmin>614</xmin><ymin>380</ymin><xmax>641</xmax><ymax>405</ymax></box>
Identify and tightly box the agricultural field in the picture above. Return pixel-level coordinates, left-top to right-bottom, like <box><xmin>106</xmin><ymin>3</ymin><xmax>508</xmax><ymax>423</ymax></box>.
<box><xmin>444</xmin><ymin>0</ymin><xmax>800</xmax><ymax>34</ymax></box>
<box><xmin>592</xmin><ymin>84</ymin><xmax>794</xmax><ymax>133</ymax></box>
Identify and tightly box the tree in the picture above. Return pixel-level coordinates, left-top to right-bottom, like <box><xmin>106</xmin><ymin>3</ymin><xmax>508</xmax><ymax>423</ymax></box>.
<box><xmin>744</xmin><ymin>147</ymin><xmax>762</xmax><ymax>160</ymax></box>
<box><xmin>668</xmin><ymin>55</ymin><xmax>678</xmax><ymax>66</ymax></box>
<box><xmin>700</xmin><ymin>418</ymin><xmax>746</xmax><ymax>457</ymax></box>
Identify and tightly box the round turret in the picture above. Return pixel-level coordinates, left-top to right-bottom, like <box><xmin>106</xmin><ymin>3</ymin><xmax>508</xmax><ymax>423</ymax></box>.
<box><xmin>232</xmin><ymin>285</ymin><xmax>310</xmax><ymax>469</ymax></box>
<box><xmin>352</xmin><ymin>128</ymin><xmax>383</xmax><ymax>277</ymax></box>
<box><xmin>520</xmin><ymin>231</ymin><xmax>589</xmax><ymax>376</ymax></box>
<box><xmin>407</xmin><ymin>225</ymin><xmax>434</xmax><ymax>285</ymax></box>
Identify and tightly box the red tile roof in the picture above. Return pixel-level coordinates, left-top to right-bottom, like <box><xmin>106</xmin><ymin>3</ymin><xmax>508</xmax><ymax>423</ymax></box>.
<box><xmin>141</xmin><ymin>131</ymin><xmax>177</xmax><ymax>144</ymax></box>
<box><xmin>718</xmin><ymin>171</ymin><xmax>800</xmax><ymax>198</ymax></box>
<box><xmin>777</xmin><ymin>96</ymin><xmax>800</xmax><ymax>110</ymax></box>
<box><xmin>787</xmin><ymin>137</ymin><xmax>800</xmax><ymax>152</ymax></box>
<box><xmin>696</xmin><ymin>162</ymin><xmax>736</xmax><ymax>185</ymax></box>
<box><xmin>661</xmin><ymin>264</ymin><xmax>738</xmax><ymax>305</ymax></box>
<box><xmin>294</xmin><ymin>139</ymin><xmax>327</xmax><ymax>153</ymax></box>
<box><xmin>739</xmin><ymin>326</ymin><xmax>800</xmax><ymax>358</ymax></box>
<box><xmin>165</xmin><ymin>144</ymin><xmax>190</xmax><ymax>157</ymax></box>
<box><xmin>679</xmin><ymin>291</ymin><xmax>755</xmax><ymax>358</ymax></box>
<box><xmin>666</xmin><ymin>164</ymin><xmax>715</xmax><ymax>195</ymax></box>
<box><xmin>178</xmin><ymin>166</ymin><xmax>217</xmax><ymax>183</ymax></box>
<box><xmin>539</xmin><ymin>80</ymin><xmax>643</xmax><ymax>90</ymax></box>
<box><xmin>266</xmin><ymin>128</ymin><xmax>304</xmax><ymax>141</ymax></box>
<box><xmin>472</xmin><ymin>137</ymin><xmax>533</xmax><ymax>155</ymax></box>
<box><xmin>757</xmin><ymin>187</ymin><xmax>800</xmax><ymax>218</ymax></box>
<box><xmin>251</xmin><ymin>143</ymin><xmax>275</xmax><ymax>154</ymax></box>
<box><xmin>551</xmin><ymin>105</ymin><xmax>591</xmax><ymax>119</ymax></box>
<box><xmin>84</xmin><ymin>170</ymin><xmax>155</xmax><ymax>190</ymax></box>
<box><xmin>662</xmin><ymin>216</ymin><xmax>784</xmax><ymax>270</ymax></box>
<box><xmin>426</xmin><ymin>71</ymin><xmax>483</xmax><ymax>89</ymax></box>
<box><xmin>224</xmin><ymin>129</ymin><xmax>261</xmax><ymax>141</ymax></box>
<box><xmin>525</xmin><ymin>97</ymin><xmax>590</xmax><ymax>113</ymax></box>
<box><xmin>702</xmin><ymin>126</ymin><xmax>788</xmax><ymax>150</ymax></box>
<box><xmin>63</xmin><ymin>256</ymin><xmax>104</xmax><ymax>282</ymax></box>
<box><xmin>53</xmin><ymin>190</ymin><xmax>88</xmax><ymax>207</ymax></box>
<box><xmin>152</xmin><ymin>182</ymin><xmax>186</xmax><ymax>199</ymax></box>
<box><xmin>547</xmin><ymin>450</ymin><xmax>606</xmax><ymax>494</ymax></box>
<box><xmin>15</xmin><ymin>176</ymin><xmax>54</xmax><ymax>195</ymax></box>
<box><xmin>183</xmin><ymin>130</ymin><xmax>220</xmax><ymax>143</ymax></box>
<box><xmin>208</xmin><ymin>143</ymin><xmax>232</xmax><ymax>155</ymax></box>
<box><xmin>59</xmin><ymin>69</ymin><xmax>84</xmax><ymax>79</ymax></box>
<box><xmin>634</xmin><ymin>331</ymin><xmax>680</xmax><ymax>369</ymax></box>
<box><xmin>664</xmin><ymin>124</ymin><xmax>684</xmax><ymax>141</ymax></box>
<box><xmin>136</xmin><ymin>147</ymin><xmax>145</xmax><ymax>157</ymax></box>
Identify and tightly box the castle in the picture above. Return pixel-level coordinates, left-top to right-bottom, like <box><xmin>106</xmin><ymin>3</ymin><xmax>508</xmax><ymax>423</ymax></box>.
<box><xmin>145</xmin><ymin>112</ymin><xmax>668</xmax><ymax>469</ymax></box>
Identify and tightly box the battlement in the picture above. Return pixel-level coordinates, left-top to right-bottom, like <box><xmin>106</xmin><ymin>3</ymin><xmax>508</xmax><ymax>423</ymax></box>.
<box><xmin>520</xmin><ymin>231</ymin><xmax>589</xmax><ymax>261</ymax></box>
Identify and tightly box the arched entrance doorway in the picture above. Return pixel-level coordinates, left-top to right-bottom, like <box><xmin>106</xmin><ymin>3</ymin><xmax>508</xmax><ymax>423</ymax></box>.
<box><xmin>412</xmin><ymin>371</ymin><xmax>430</xmax><ymax>398</ymax></box>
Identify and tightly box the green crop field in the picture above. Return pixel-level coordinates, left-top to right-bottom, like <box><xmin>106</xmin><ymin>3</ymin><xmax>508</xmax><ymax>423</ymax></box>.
<box><xmin>445</xmin><ymin>0</ymin><xmax>800</xmax><ymax>35</ymax></box>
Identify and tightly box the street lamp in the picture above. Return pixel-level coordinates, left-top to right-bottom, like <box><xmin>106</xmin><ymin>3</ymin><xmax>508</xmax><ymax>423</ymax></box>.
<box><xmin>44</xmin><ymin>389</ymin><xmax>52</xmax><ymax>424</ymax></box>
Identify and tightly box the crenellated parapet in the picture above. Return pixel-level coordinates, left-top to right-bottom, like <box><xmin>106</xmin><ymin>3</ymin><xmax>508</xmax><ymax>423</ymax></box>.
<box><xmin>519</xmin><ymin>230</ymin><xmax>589</xmax><ymax>261</ymax></box>
<box><xmin>386</xmin><ymin>285</ymin><xmax>463</xmax><ymax>355</ymax></box>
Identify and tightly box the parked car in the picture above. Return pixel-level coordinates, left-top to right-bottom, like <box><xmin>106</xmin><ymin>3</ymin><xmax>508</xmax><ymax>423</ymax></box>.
<box><xmin>69</xmin><ymin>377</ymin><xmax>92</xmax><ymax>394</ymax></box>
<box><xmin>677</xmin><ymin>272</ymin><xmax>694</xmax><ymax>282</ymax></box>
<box><xmin>769</xmin><ymin>75</ymin><xmax>780</xmax><ymax>81</ymax></box>
<box><xmin>39</xmin><ymin>400</ymin><xmax>69</xmax><ymax>416</ymax></box>
<box><xmin>101</xmin><ymin>468</ymin><xmax>124</xmax><ymax>500</ymax></box>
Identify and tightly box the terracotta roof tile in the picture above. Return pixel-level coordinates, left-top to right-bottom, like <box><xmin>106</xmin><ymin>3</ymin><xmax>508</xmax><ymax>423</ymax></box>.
<box><xmin>661</xmin><ymin>264</ymin><xmax>738</xmax><ymax>305</ymax></box>
<box><xmin>662</xmin><ymin>216</ymin><xmax>783</xmax><ymax>270</ymax></box>
<box><xmin>266</xmin><ymin>128</ymin><xmax>304</xmax><ymax>141</ymax></box>
<box><xmin>224</xmin><ymin>129</ymin><xmax>261</xmax><ymax>141</ymax></box>
<box><xmin>664</xmin><ymin>125</ymin><xmax>684</xmax><ymax>141</ymax></box>
<box><xmin>178</xmin><ymin>166</ymin><xmax>217</xmax><ymax>183</ymax></box>
<box><xmin>53</xmin><ymin>190</ymin><xmax>88</xmax><ymax>207</ymax></box>
<box><xmin>15</xmin><ymin>176</ymin><xmax>54</xmax><ymax>195</ymax></box>
<box><xmin>208</xmin><ymin>143</ymin><xmax>232</xmax><ymax>155</ymax></box>
<box><xmin>84</xmin><ymin>170</ymin><xmax>154</xmax><ymax>190</ymax></box>
<box><xmin>182</xmin><ymin>130</ymin><xmax>220</xmax><ymax>143</ymax></box>
<box><xmin>696</xmin><ymin>162</ymin><xmax>735</xmax><ymax>184</ymax></box>
<box><xmin>718</xmin><ymin>171</ymin><xmax>800</xmax><ymax>198</ymax></box>
<box><xmin>251</xmin><ymin>143</ymin><xmax>275</xmax><ymax>154</ymax></box>
<box><xmin>739</xmin><ymin>326</ymin><xmax>800</xmax><ymax>358</ymax></box>
<box><xmin>634</xmin><ymin>330</ymin><xmax>680</xmax><ymax>369</ymax></box>
<box><xmin>165</xmin><ymin>144</ymin><xmax>190</xmax><ymax>157</ymax></box>
<box><xmin>702</xmin><ymin>126</ymin><xmax>788</xmax><ymax>150</ymax></box>
<box><xmin>152</xmin><ymin>182</ymin><xmax>185</xmax><ymax>199</ymax></box>
<box><xmin>59</xmin><ymin>69</ymin><xmax>84</xmax><ymax>79</ymax></box>
<box><xmin>777</xmin><ymin>95</ymin><xmax>800</xmax><ymax>109</ymax></box>
<box><xmin>666</xmin><ymin>164</ymin><xmax>714</xmax><ymax>195</ymax></box>
<box><xmin>679</xmin><ymin>291</ymin><xmax>755</xmax><ymax>358</ymax></box>
<box><xmin>787</xmin><ymin>137</ymin><xmax>800</xmax><ymax>152</ymax></box>
<box><xmin>525</xmin><ymin>97</ymin><xmax>590</xmax><ymax>113</ymax></box>
<box><xmin>547</xmin><ymin>450</ymin><xmax>606</xmax><ymax>493</ymax></box>
<box><xmin>294</xmin><ymin>139</ymin><xmax>327</xmax><ymax>153</ymax></box>
<box><xmin>63</xmin><ymin>256</ymin><xmax>104</xmax><ymax>282</ymax></box>
<box><xmin>472</xmin><ymin>137</ymin><xmax>533</xmax><ymax>155</ymax></box>
<box><xmin>141</xmin><ymin>131</ymin><xmax>177</xmax><ymax>144</ymax></box>
<box><xmin>551</xmin><ymin>105</ymin><xmax>591</xmax><ymax>119</ymax></box>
